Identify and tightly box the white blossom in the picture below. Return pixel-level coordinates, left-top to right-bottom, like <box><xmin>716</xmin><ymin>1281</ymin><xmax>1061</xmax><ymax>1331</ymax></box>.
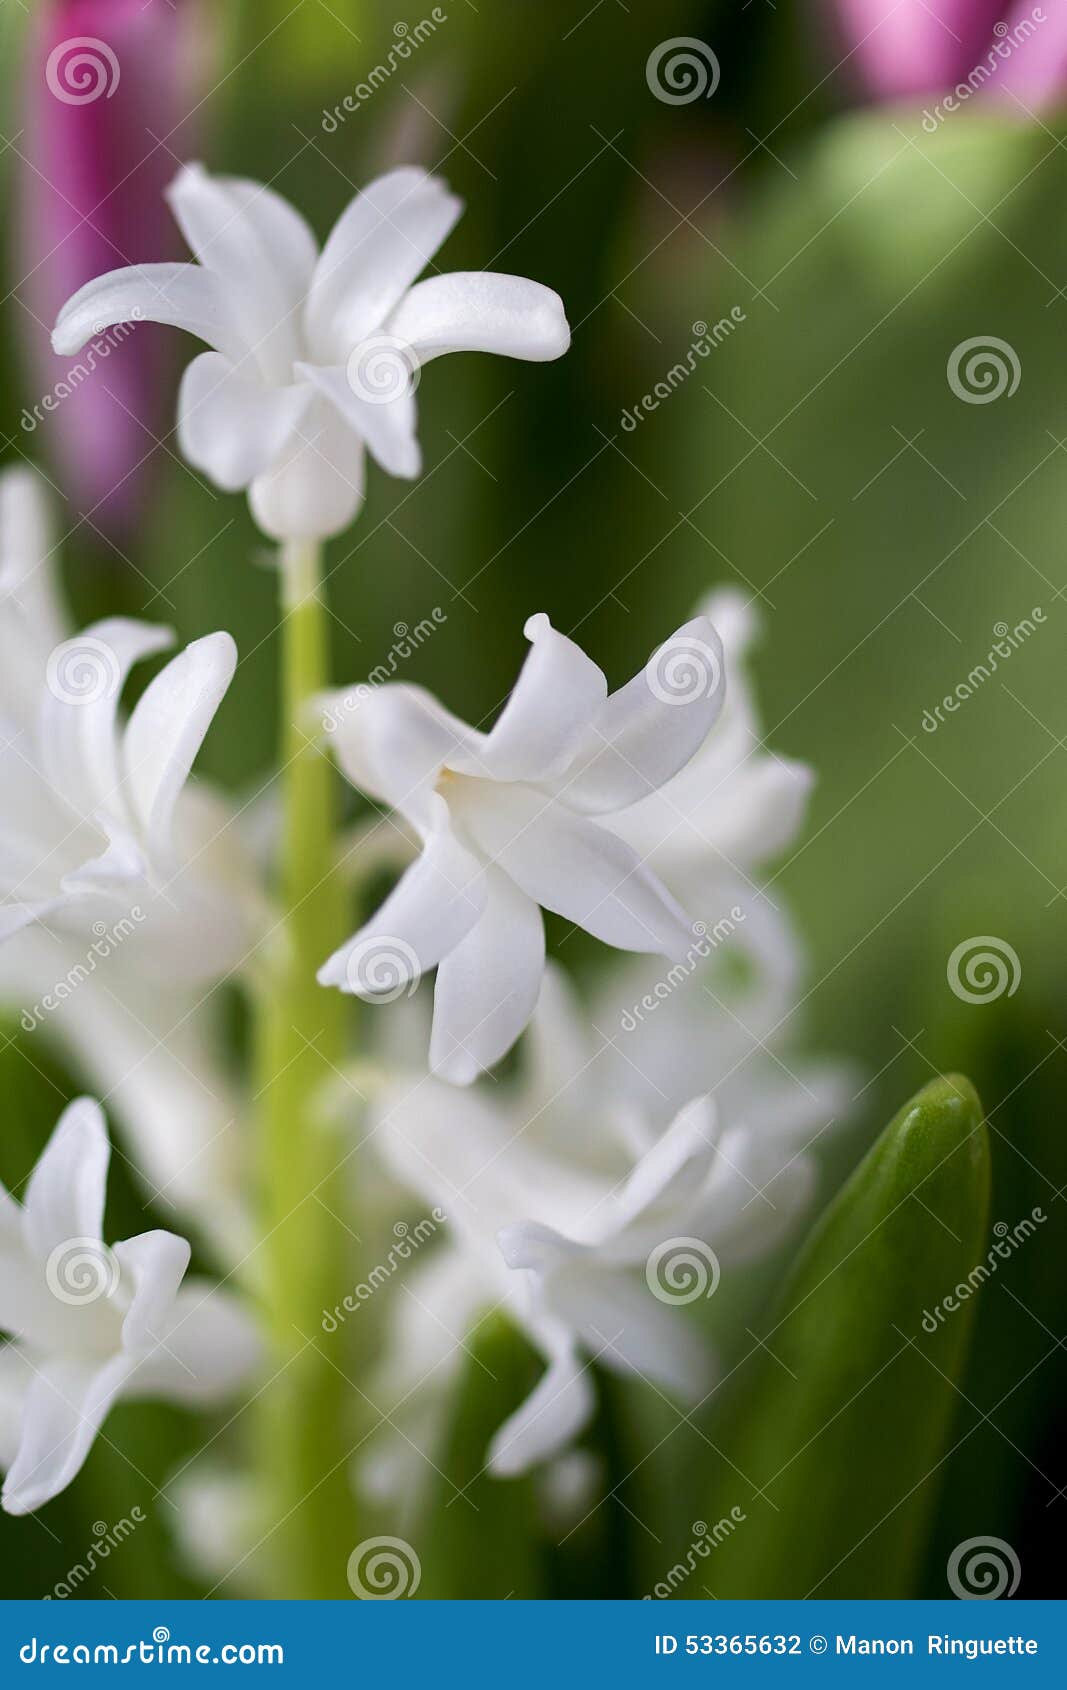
<box><xmin>0</xmin><ymin>466</ymin><xmax>259</xmax><ymax>1257</ymax></box>
<box><xmin>354</xmin><ymin>965</ymin><xmax>821</xmax><ymax>1506</ymax></box>
<box><xmin>52</xmin><ymin>164</ymin><xmax>570</xmax><ymax>541</ymax></box>
<box><xmin>319</xmin><ymin>611</ymin><xmax>725</xmax><ymax>1083</ymax></box>
<box><xmin>0</xmin><ymin>1098</ymin><xmax>259</xmax><ymax>1515</ymax></box>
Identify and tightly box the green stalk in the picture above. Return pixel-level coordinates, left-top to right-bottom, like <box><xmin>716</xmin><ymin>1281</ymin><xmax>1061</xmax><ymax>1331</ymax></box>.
<box><xmin>255</xmin><ymin>538</ymin><xmax>352</xmax><ymax>1598</ymax></box>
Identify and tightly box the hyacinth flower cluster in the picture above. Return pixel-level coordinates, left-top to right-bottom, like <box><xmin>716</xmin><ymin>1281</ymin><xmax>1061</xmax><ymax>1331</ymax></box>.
<box><xmin>0</xmin><ymin>159</ymin><xmax>851</xmax><ymax>1594</ymax></box>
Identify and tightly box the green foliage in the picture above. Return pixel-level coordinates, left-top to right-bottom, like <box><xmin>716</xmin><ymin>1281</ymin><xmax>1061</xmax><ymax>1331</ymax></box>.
<box><xmin>708</xmin><ymin>1076</ymin><xmax>990</xmax><ymax>1598</ymax></box>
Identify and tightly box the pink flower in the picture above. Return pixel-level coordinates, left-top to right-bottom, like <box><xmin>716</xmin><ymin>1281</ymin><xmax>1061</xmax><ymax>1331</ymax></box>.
<box><xmin>830</xmin><ymin>1</ymin><xmax>1067</xmax><ymax>111</ymax></box>
<box><xmin>18</xmin><ymin>1</ymin><xmax>201</xmax><ymax>536</ymax></box>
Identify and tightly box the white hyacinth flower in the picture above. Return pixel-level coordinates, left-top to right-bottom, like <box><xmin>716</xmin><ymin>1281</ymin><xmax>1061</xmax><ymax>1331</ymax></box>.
<box><xmin>609</xmin><ymin>588</ymin><xmax>814</xmax><ymax>898</ymax></box>
<box><xmin>355</xmin><ymin>966</ymin><xmax>818</xmax><ymax>1503</ymax></box>
<box><xmin>318</xmin><ymin>611</ymin><xmax>725</xmax><ymax>1083</ymax></box>
<box><xmin>0</xmin><ymin>1099</ymin><xmax>260</xmax><ymax>1516</ymax></box>
<box><xmin>0</xmin><ymin>465</ymin><xmax>254</xmax><ymax>981</ymax></box>
<box><xmin>0</xmin><ymin>467</ymin><xmax>258</xmax><ymax>1257</ymax></box>
<box><xmin>52</xmin><ymin>164</ymin><xmax>571</xmax><ymax>541</ymax></box>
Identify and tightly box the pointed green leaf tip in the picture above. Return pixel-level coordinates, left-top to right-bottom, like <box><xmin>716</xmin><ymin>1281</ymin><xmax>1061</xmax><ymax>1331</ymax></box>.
<box><xmin>708</xmin><ymin>1074</ymin><xmax>990</xmax><ymax>1600</ymax></box>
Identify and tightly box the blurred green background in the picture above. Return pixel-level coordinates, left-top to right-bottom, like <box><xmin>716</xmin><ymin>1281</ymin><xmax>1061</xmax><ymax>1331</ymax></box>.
<box><xmin>1</xmin><ymin>0</ymin><xmax>1065</xmax><ymax>1599</ymax></box>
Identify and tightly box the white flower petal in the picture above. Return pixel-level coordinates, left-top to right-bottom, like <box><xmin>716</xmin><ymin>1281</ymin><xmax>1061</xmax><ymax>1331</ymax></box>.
<box><xmin>0</xmin><ymin>467</ymin><xmax>66</xmax><ymax>655</ymax></box>
<box><xmin>166</xmin><ymin>164</ymin><xmax>318</xmax><ymax>374</ymax></box>
<box><xmin>21</xmin><ymin>1097</ymin><xmax>109</xmax><ymax>1261</ymax></box>
<box><xmin>385</xmin><ymin>272</ymin><xmax>571</xmax><ymax>365</ymax></box>
<box><xmin>520</xmin><ymin>963</ymin><xmax>595</xmax><ymax>1115</ymax></box>
<box><xmin>306</xmin><ymin>167</ymin><xmax>463</xmax><ymax>358</ymax></box>
<box><xmin>460</xmin><ymin>781</ymin><xmax>693</xmax><ymax>958</ymax></box>
<box><xmin>177</xmin><ymin>353</ymin><xmax>312</xmax><ymax>492</ymax></box>
<box><xmin>113</xmin><ymin>1231</ymin><xmax>191</xmax><ymax>1352</ymax></box>
<box><xmin>319</xmin><ymin>819</ymin><xmax>487</xmax><ymax>993</ymax></box>
<box><xmin>487</xmin><ymin>1330</ymin><xmax>593</xmax><ymax>1477</ymax></box>
<box><xmin>38</xmin><ymin>618</ymin><xmax>173</xmax><ymax>824</ymax></box>
<box><xmin>555</xmin><ymin>616</ymin><xmax>725</xmax><ymax>815</ymax></box>
<box><xmin>608</xmin><ymin>1095</ymin><xmax>719</xmax><ymax>1245</ymax></box>
<box><xmin>430</xmin><ymin>869</ymin><xmax>544</xmax><ymax>1085</ymax></box>
<box><xmin>122</xmin><ymin>632</ymin><xmax>237</xmax><ymax>845</ymax></box>
<box><xmin>320</xmin><ymin>684</ymin><xmax>474</xmax><ymax>832</ymax></box>
<box><xmin>500</xmin><ymin>1222</ymin><xmax>712</xmax><ymax>1400</ymax></box>
<box><xmin>124</xmin><ymin>1280</ymin><xmax>261</xmax><ymax>1405</ymax></box>
<box><xmin>0</xmin><ymin>1347</ymin><xmax>31</xmax><ymax>1472</ymax></box>
<box><xmin>248</xmin><ymin>398</ymin><xmax>365</xmax><ymax>542</ymax></box>
<box><xmin>448</xmin><ymin>613</ymin><xmax>606</xmax><ymax>783</ymax></box>
<box><xmin>0</xmin><ymin>927</ymin><xmax>248</xmax><ymax>1260</ymax></box>
<box><xmin>295</xmin><ymin>361</ymin><xmax>420</xmax><ymax>479</ymax></box>
<box><xmin>52</xmin><ymin>264</ymin><xmax>244</xmax><ymax>363</ymax></box>
<box><xmin>1</xmin><ymin>1352</ymin><xmax>130</xmax><ymax>1516</ymax></box>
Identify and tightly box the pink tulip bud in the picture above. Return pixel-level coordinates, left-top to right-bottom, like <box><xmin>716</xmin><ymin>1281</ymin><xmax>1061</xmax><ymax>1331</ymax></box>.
<box><xmin>829</xmin><ymin>1</ymin><xmax>1067</xmax><ymax>110</ymax></box>
<box><xmin>18</xmin><ymin>0</ymin><xmax>201</xmax><ymax>538</ymax></box>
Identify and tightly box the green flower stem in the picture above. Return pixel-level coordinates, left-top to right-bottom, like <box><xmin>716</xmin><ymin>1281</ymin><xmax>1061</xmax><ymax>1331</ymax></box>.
<box><xmin>256</xmin><ymin>537</ymin><xmax>353</xmax><ymax>1599</ymax></box>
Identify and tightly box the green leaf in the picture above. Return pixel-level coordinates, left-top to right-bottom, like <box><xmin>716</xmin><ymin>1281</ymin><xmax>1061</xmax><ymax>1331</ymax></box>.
<box><xmin>414</xmin><ymin>1313</ymin><xmax>544</xmax><ymax>1599</ymax></box>
<box><xmin>709</xmin><ymin>1075</ymin><xmax>990</xmax><ymax>1599</ymax></box>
